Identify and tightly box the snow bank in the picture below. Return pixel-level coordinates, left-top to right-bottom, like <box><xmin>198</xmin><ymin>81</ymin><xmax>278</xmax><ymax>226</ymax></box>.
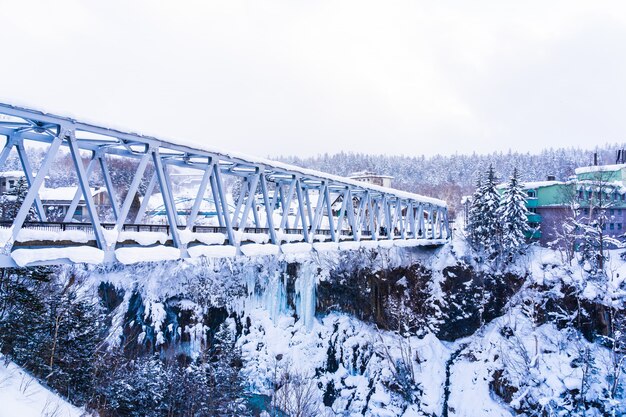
<box><xmin>115</xmin><ymin>246</ymin><xmax>181</xmax><ymax>264</ymax></box>
<box><xmin>280</xmin><ymin>242</ymin><xmax>313</xmax><ymax>254</ymax></box>
<box><xmin>0</xmin><ymin>357</ymin><xmax>84</xmax><ymax>417</ymax></box>
<box><xmin>179</xmin><ymin>229</ymin><xmax>226</xmax><ymax>245</ymax></box>
<box><xmin>15</xmin><ymin>229</ymin><xmax>92</xmax><ymax>243</ymax></box>
<box><xmin>118</xmin><ymin>231</ymin><xmax>169</xmax><ymax>246</ymax></box>
<box><xmin>188</xmin><ymin>245</ymin><xmax>236</xmax><ymax>258</ymax></box>
<box><xmin>240</xmin><ymin>244</ymin><xmax>280</xmax><ymax>257</ymax></box>
<box><xmin>11</xmin><ymin>246</ymin><xmax>104</xmax><ymax>267</ymax></box>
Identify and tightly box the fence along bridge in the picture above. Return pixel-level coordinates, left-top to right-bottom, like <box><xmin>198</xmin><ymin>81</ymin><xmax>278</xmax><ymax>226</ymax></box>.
<box><xmin>0</xmin><ymin>103</ymin><xmax>449</xmax><ymax>268</ymax></box>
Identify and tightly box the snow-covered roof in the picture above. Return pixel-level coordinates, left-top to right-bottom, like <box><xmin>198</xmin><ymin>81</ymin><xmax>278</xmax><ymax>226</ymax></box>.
<box><xmin>574</xmin><ymin>164</ymin><xmax>626</xmax><ymax>175</ymax></box>
<box><xmin>38</xmin><ymin>186</ymin><xmax>106</xmax><ymax>202</ymax></box>
<box><xmin>348</xmin><ymin>171</ymin><xmax>394</xmax><ymax>179</ymax></box>
<box><xmin>0</xmin><ymin>102</ymin><xmax>445</xmax><ymax>207</ymax></box>
<box><xmin>521</xmin><ymin>181</ymin><xmax>563</xmax><ymax>189</ymax></box>
<box><xmin>0</xmin><ymin>170</ymin><xmax>25</xmax><ymax>178</ymax></box>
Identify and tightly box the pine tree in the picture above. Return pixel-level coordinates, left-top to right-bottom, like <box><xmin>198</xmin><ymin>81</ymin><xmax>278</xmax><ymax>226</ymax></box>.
<box><xmin>467</xmin><ymin>165</ymin><xmax>501</xmax><ymax>258</ymax></box>
<box><xmin>497</xmin><ymin>168</ymin><xmax>529</xmax><ymax>261</ymax></box>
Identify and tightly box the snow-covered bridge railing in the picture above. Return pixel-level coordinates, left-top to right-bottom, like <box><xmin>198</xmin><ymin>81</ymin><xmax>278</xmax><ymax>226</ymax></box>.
<box><xmin>0</xmin><ymin>103</ymin><xmax>449</xmax><ymax>267</ymax></box>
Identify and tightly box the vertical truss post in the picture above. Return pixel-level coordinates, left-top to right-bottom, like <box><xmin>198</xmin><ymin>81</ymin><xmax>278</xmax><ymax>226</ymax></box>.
<box><xmin>407</xmin><ymin>201</ymin><xmax>415</xmax><ymax>238</ymax></box>
<box><xmin>344</xmin><ymin>188</ymin><xmax>359</xmax><ymax>241</ymax></box>
<box><xmin>368</xmin><ymin>193</ymin><xmax>378</xmax><ymax>241</ymax></box>
<box><xmin>324</xmin><ymin>185</ymin><xmax>336</xmax><ymax>242</ymax></box>
<box><xmin>64</xmin><ymin>155</ymin><xmax>98</xmax><ymax>223</ymax></box>
<box><xmin>398</xmin><ymin>201</ymin><xmax>406</xmax><ymax>239</ymax></box>
<box><xmin>335</xmin><ymin>187</ymin><xmax>348</xmax><ymax>241</ymax></box>
<box><xmin>429</xmin><ymin>206</ymin><xmax>435</xmax><ymax>239</ymax></box>
<box><xmin>152</xmin><ymin>150</ymin><xmax>181</xmax><ymax>248</ymax></box>
<box><xmin>98</xmin><ymin>153</ymin><xmax>120</xmax><ymax>221</ymax></box>
<box><xmin>417</xmin><ymin>204</ymin><xmax>425</xmax><ymax>238</ymax></box>
<box><xmin>10</xmin><ymin>136</ymin><xmax>62</xmax><ymax>243</ymax></box>
<box><xmin>260</xmin><ymin>174</ymin><xmax>277</xmax><ymax>244</ymax></box>
<box><xmin>444</xmin><ymin>208</ymin><xmax>451</xmax><ymax>239</ymax></box>
<box><xmin>162</xmin><ymin>162</ymin><xmax>179</xmax><ymax>227</ymax></box>
<box><xmin>209</xmin><ymin>172</ymin><xmax>225</xmax><ymax>227</ymax></box>
<box><xmin>134</xmin><ymin>173</ymin><xmax>157</xmax><ymax>223</ymax></box>
<box><xmin>213</xmin><ymin>163</ymin><xmax>235</xmax><ymax>247</ymax></box>
<box><xmin>67</xmin><ymin>130</ymin><xmax>107</xmax><ymax>249</ymax></box>
<box><xmin>238</xmin><ymin>171</ymin><xmax>260</xmax><ymax>231</ymax></box>
<box><xmin>309</xmin><ymin>181</ymin><xmax>327</xmax><ymax>241</ymax></box>
<box><xmin>295</xmin><ymin>178</ymin><xmax>309</xmax><ymax>242</ymax></box>
<box><xmin>383</xmin><ymin>195</ymin><xmax>392</xmax><ymax>239</ymax></box>
<box><xmin>187</xmin><ymin>160</ymin><xmax>214</xmax><ymax>229</ymax></box>
<box><xmin>279</xmin><ymin>178</ymin><xmax>296</xmax><ymax>231</ymax></box>
<box><xmin>15</xmin><ymin>139</ymin><xmax>47</xmax><ymax>221</ymax></box>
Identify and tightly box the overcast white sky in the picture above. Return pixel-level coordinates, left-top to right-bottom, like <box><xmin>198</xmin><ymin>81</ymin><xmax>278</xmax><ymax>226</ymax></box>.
<box><xmin>1</xmin><ymin>0</ymin><xmax>625</xmax><ymax>158</ymax></box>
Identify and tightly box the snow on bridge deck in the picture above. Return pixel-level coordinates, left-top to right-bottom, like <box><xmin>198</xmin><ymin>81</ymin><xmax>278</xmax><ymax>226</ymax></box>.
<box><xmin>0</xmin><ymin>103</ymin><xmax>450</xmax><ymax>268</ymax></box>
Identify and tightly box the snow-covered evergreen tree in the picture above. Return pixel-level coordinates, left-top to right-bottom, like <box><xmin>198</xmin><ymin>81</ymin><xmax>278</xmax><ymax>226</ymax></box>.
<box><xmin>497</xmin><ymin>168</ymin><xmax>529</xmax><ymax>261</ymax></box>
<box><xmin>467</xmin><ymin>165</ymin><xmax>501</xmax><ymax>259</ymax></box>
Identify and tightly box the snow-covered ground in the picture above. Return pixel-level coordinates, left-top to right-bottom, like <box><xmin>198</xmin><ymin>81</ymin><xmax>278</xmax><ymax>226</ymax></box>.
<box><xmin>0</xmin><ymin>357</ymin><xmax>85</xmax><ymax>417</ymax></box>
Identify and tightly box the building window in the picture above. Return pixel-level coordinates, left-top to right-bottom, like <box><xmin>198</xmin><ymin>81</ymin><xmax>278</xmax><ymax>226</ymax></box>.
<box><xmin>611</xmin><ymin>209</ymin><xmax>615</xmax><ymax>215</ymax></box>
<box><xmin>619</xmin><ymin>209</ymin><xmax>623</xmax><ymax>215</ymax></box>
<box><xmin>619</xmin><ymin>223</ymin><xmax>623</xmax><ymax>230</ymax></box>
<box><xmin>610</xmin><ymin>223</ymin><xmax>615</xmax><ymax>230</ymax></box>
<box><xmin>587</xmin><ymin>191</ymin><xmax>593</xmax><ymax>200</ymax></box>
<box><xmin>578</xmin><ymin>190</ymin><xmax>583</xmax><ymax>200</ymax></box>
<box><xmin>527</xmin><ymin>190</ymin><xmax>536</xmax><ymax>198</ymax></box>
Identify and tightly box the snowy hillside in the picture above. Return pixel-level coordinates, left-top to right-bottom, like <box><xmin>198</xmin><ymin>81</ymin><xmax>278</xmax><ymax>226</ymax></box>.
<box><xmin>0</xmin><ymin>357</ymin><xmax>85</xmax><ymax>417</ymax></box>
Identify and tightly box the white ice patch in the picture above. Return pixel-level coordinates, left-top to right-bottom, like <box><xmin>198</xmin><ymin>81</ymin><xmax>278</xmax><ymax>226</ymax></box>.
<box><xmin>11</xmin><ymin>246</ymin><xmax>104</xmax><ymax>266</ymax></box>
<box><xmin>188</xmin><ymin>245</ymin><xmax>236</xmax><ymax>258</ymax></box>
<box><xmin>240</xmin><ymin>244</ymin><xmax>280</xmax><ymax>257</ymax></box>
<box><xmin>115</xmin><ymin>246</ymin><xmax>180</xmax><ymax>264</ymax></box>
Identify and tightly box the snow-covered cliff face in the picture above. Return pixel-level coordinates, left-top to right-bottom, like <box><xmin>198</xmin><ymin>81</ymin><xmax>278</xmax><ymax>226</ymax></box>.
<box><xmin>66</xmin><ymin>242</ymin><xmax>625</xmax><ymax>416</ymax></box>
<box><xmin>2</xmin><ymin>243</ymin><xmax>623</xmax><ymax>416</ymax></box>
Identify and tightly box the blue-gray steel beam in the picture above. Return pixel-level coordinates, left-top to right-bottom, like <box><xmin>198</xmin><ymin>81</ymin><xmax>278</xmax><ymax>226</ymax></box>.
<box><xmin>161</xmin><ymin>162</ymin><xmax>179</xmax><ymax>227</ymax></box>
<box><xmin>115</xmin><ymin>152</ymin><xmax>151</xmax><ymax>231</ymax></box>
<box><xmin>324</xmin><ymin>185</ymin><xmax>336</xmax><ymax>242</ymax></box>
<box><xmin>152</xmin><ymin>150</ymin><xmax>181</xmax><ymax>248</ymax></box>
<box><xmin>309</xmin><ymin>182</ymin><xmax>327</xmax><ymax>240</ymax></box>
<box><xmin>134</xmin><ymin>172</ymin><xmax>157</xmax><ymax>223</ymax></box>
<box><xmin>344</xmin><ymin>188</ymin><xmax>359</xmax><ymax>241</ymax></box>
<box><xmin>231</xmin><ymin>178</ymin><xmax>248</xmax><ymax>227</ymax></box>
<box><xmin>212</xmin><ymin>163</ymin><xmax>235</xmax><ymax>246</ymax></box>
<box><xmin>238</xmin><ymin>171</ymin><xmax>260</xmax><ymax>231</ymax></box>
<box><xmin>383</xmin><ymin>196</ymin><xmax>392</xmax><ymax>239</ymax></box>
<box><xmin>14</xmin><ymin>140</ymin><xmax>47</xmax><ymax>222</ymax></box>
<box><xmin>9</xmin><ymin>136</ymin><xmax>62</xmax><ymax>243</ymax></box>
<box><xmin>294</xmin><ymin>179</ymin><xmax>309</xmax><ymax>242</ymax></box>
<box><xmin>0</xmin><ymin>136</ymin><xmax>15</xmax><ymax>168</ymax></box>
<box><xmin>187</xmin><ymin>160</ymin><xmax>214</xmax><ymax>229</ymax></box>
<box><xmin>67</xmin><ymin>131</ymin><xmax>106</xmax><ymax>249</ymax></box>
<box><xmin>209</xmin><ymin>173</ymin><xmax>225</xmax><ymax>228</ymax></box>
<box><xmin>63</xmin><ymin>155</ymin><xmax>97</xmax><ymax>223</ymax></box>
<box><xmin>335</xmin><ymin>188</ymin><xmax>348</xmax><ymax>242</ymax></box>
<box><xmin>279</xmin><ymin>179</ymin><xmax>296</xmax><ymax>230</ymax></box>
<box><xmin>259</xmin><ymin>175</ymin><xmax>277</xmax><ymax>244</ymax></box>
<box><xmin>98</xmin><ymin>154</ymin><xmax>120</xmax><ymax>221</ymax></box>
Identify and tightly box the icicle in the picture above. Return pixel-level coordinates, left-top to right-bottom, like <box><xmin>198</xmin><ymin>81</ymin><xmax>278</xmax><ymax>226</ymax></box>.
<box><xmin>294</xmin><ymin>261</ymin><xmax>318</xmax><ymax>330</ymax></box>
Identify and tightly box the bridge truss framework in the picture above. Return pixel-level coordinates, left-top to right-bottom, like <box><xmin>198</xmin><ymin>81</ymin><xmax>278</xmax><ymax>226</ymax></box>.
<box><xmin>0</xmin><ymin>103</ymin><xmax>450</xmax><ymax>266</ymax></box>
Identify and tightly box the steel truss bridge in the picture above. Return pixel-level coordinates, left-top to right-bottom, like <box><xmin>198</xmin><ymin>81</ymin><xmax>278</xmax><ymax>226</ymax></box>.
<box><xmin>0</xmin><ymin>103</ymin><xmax>449</xmax><ymax>267</ymax></box>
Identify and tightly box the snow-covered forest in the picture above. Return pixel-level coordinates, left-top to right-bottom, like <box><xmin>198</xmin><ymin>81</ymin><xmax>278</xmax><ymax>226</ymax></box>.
<box><xmin>279</xmin><ymin>143</ymin><xmax>626</xmax><ymax>214</ymax></box>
